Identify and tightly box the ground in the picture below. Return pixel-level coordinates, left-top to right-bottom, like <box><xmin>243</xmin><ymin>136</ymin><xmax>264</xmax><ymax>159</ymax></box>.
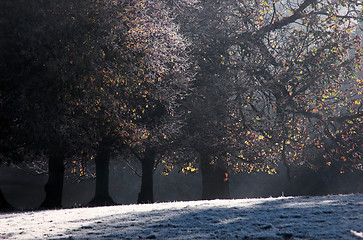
<box><xmin>1</xmin><ymin>194</ymin><xmax>363</xmax><ymax>239</ymax></box>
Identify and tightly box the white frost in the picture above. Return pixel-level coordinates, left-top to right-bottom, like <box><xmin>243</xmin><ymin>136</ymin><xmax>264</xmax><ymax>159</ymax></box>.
<box><xmin>1</xmin><ymin>194</ymin><xmax>363</xmax><ymax>239</ymax></box>
<box><xmin>352</xmin><ymin>230</ymin><xmax>363</xmax><ymax>238</ymax></box>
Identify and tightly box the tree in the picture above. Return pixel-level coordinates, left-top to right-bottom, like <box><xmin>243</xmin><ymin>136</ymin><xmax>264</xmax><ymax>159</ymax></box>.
<box><xmin>52</xmin><ymin>0</ymin><xmax>192</xmax><ymax>205</ymax></box>
<box><xmin>88</xmin><ymin>139</ymin><xmax>115</xmax><ymax>206</ymax></box>
<box><xmin>118</xmin><ymin>0</ymin><xmax>192</xmax><ymax>204</ymax></box>
<box><xmin>176</xmin><ymin>0</ymin><xmax>362</xmax><ymax>199</ymax></box>
<box><xmin>1</xmin><ymin>0</ymin><xmax>71</xmax><ymax>208</ymax></box>
<box><xmin>0</xmin><ymin>0</ymin><xmax>123</xmax><ymax>208</ymax></box>
<box><xmin>174</xmin><ymin>0</ymin><xmax>241</xmax><ymax>200</ymax></box>
<box><xmin>223</xmin><ymin>0</ymin><xmax>362</xmax><ymax>178</ymax></box>
<box><xmin>0</xmin><ymin>0</ymin><xmax>192</xmax><ymax>208</ymax></box>
<box><xmin>0</xmin><ymin>187</ymin><xmax>13</xmax><ymax>211</ymax></box>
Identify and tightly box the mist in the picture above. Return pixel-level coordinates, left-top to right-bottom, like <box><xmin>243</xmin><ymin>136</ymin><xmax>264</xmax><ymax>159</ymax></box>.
<box><xmin>1</xmin><ymin>162</ymin><xmax>363</xmax><ymax>210</ymax></box>
<box><xmin>1</xmin><ymin>0</ymin><xmax>362</xmax><ymax>213</ymax></box>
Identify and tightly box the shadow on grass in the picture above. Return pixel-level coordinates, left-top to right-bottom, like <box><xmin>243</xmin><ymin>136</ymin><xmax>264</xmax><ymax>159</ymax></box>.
<box><xmin>56</xmin><ymin>194</ymin><xmax>363</xmax><ymax>239</ymax></box>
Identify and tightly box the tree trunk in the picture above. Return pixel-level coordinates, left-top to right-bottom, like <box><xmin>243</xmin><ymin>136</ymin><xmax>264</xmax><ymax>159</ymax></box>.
<box><xmin>200</xmin><ymin>154</ymin><xmax>231</xmax><ymax>200</ymax></box>
<box><xmin>137</xmin><ymin>148</ymin><xmax>156</xmax><ymax>204</ymax></box>
<box><xmin>40</xmin><ymin>143</ymin><xmax>65</xmax><ymax>209</ymax></box>
<box><xmin>0</xmin><ymin>187</ymin><xmax>13</xmax><ymax>211</ymax></box>
<box><xmin>88</xmin><ymin>142</ymin><xmax>115</xmax><ymax>206</ymax></box>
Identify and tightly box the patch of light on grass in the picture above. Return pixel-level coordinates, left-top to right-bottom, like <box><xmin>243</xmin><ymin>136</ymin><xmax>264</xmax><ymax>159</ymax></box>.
<box><xmin>351</xmin><ymin>230</ymin><xmax>363</xmax><ymax>238</ymax></box>
<box><xmin>282</xmin><ymin>199</ymin><xmax>338</xmax><ymax>209</ymax></box>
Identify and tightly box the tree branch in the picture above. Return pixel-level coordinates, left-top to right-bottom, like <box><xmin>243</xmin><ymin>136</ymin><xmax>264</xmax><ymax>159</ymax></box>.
<box><xmin>256</xmin><ymin>0</ymin><xmax>317</xmax><ymax>35</ymax></box>
<box><xmin>289</xmin><ymin>109</ymin><xmax>363</xmax><ymax>123</ymax></box>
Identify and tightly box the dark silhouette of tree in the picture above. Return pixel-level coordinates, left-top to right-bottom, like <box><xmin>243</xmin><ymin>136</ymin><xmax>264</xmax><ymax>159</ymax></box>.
<box><xmin>88</xmin><ymin>138</ymin><xmax>115</xmax><ymax>206</ymax></box>
<box><xmin>1</xmin><ymin>0</ymin><xmax>192</xmax><ymax>207</ymax></box>
<box><xmin>220</xmin><ymin>0</ymin><xmax>363</xmax><ymax>181</ymax></box>
<box><xmin>0</xmin><ymin>0</ymin><xmax>126</xmax><ymax>208</ymax></box>
<box><xmin>176</xmin><ymin>0</ymin><xmax>362</xmax><ymax>198</ymax></box>
<box><xmin>0</xmin><ymin>188</ymin><xmax>13</xmax><ymax>211</ymax></box>
<box><xmin>1</xmin><ymin>0</ymin><xmax>361</xmax><ymax>208</ymax></box>
<box><xmin>1</xmin><ymin>0</ymin><xmax>72</xmax><ymax>209</ymax></box>
<box><xmin>117</xmin><ymin>0</ymin><xmax>192</xmax><ymax>204</ymax></box>
<box><xmin>136</xmin><ymin>146</ymin><xmax>157</xmax><ymax>203</ymax></box>
<box><xmin>172</xmin><ymin>0</ymin><xmax>238</xmax><ymax>200</ymax></box>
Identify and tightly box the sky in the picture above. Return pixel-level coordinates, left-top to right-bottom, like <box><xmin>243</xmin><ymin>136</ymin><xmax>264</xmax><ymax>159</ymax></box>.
<box><xmin>1</xmin><ymin>194</ymin><xmax>363</xmax><ymax>239</ymax></box>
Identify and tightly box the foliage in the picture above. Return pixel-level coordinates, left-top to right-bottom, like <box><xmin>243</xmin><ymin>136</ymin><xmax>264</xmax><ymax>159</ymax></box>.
<box><xmin>224</xmin><ymin>0</ymin><xmax>363</xmax><ymax>175</ymax></box>
<box><xmin>175</xmin><ymin>0</ymin><xmax>362</xmax><ymax>178</ymax></box>
<box><xmin>118</xmin><ymin>0</ymin><xmax>193</xmax><ymax>172</ymax></box>
<box><xmin>0</xmin><ymin>0</ymin><xmax>362</xmax><ymax>200</ymax></box>
<box><xmin>0</xmin><ymin>0</ymin><xmax>195</xmax><ymax>181</ymax></box>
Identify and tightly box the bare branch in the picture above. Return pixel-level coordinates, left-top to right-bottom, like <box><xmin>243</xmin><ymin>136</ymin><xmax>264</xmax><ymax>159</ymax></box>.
<box><xmin>256</xmin><ymin>0</ymin><xmax>317</xmax><ymax>35</ymax></box>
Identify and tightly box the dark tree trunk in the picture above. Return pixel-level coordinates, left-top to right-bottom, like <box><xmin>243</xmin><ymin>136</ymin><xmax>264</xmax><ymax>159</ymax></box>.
<box><xmin>88</xmin><ymin>142</ymin><xmax>115</xmax><ymax>206</ymax></box>
<box><xmin>200</xmin><ymin>154</ymin><xmax>231</xmax><ymax>200</ymax></box>
<box><xmin>40</xmin><ymin>144</ymin><xmax>65</xmax><ymax>209</ymax></box>
<box><xmin>137</xmin><ymin>148</ymin><xmax>156</xmax><ymax>204</ymax></box>
<box><xmin>0</xmin><ymin>187</ymin><xmax>13</xmax><ymax>211</ymax></box>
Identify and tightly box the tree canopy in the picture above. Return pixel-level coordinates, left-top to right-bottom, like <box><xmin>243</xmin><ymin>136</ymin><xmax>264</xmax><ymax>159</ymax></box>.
<box><xmin>0</xmin><ymin>0</ymin><xmax>362</xmax><ymax>206</ymax></box>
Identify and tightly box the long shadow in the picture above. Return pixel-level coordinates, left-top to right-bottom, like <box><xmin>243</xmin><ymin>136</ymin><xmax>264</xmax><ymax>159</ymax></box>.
<box><xmin>5</xmin><ymin>194</ymin><xmax>363</xmax><ymax>239</ymax></box>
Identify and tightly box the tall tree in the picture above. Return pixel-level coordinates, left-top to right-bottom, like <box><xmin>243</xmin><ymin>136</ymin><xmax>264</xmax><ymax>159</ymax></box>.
<box><xmin>223</xmin><ymin>0</ymin><xmax>362</xmax><ymax>179</ymax></box>
<box><xmin>119</xmin><ymin>0</ymin><xmax>192</xmax><ymax>204</ymax></box>
<box><xmin>0</xmin><ymin>188</ymin><xmax>13</xmax><ymax>211</ymax></box>
<box><xmin>88</xmin><ymin>138</ymin><xmax>115</xmax><ymax>206</ymax></box>
<box><xmin>176</xmin><ymin>0</ymin><xmax>362</xmax><ymax>198</ymax></box>
<box><xmin>174</xmin><ymin>0</ymin><xmax>240</xmax><ymax>199</ymax></box>
<box><xmin>57</xmin><ymin>0</ymin><xmax>193</xmax><ymax>205</ymax></box>
<box><xmin>1</xmin><ymin>0</ymin><xmax>72</xmax><ymax>208</ymax></box>
<box><xmin>0</xmin><ymin>0</ymin><xmax>124</xmax><ymax>208</ymax></box>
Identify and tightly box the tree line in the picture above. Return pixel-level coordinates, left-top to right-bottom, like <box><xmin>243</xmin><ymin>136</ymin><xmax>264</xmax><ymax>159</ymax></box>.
<box><xmin>0</xmin><ymin>0</ymin><xmax>362</xmax><ymax>210</ymax></box>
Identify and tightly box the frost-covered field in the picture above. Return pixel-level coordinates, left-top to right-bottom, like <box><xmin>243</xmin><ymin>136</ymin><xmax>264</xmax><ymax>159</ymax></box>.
<box><xmin>1</xmin><ymin>194</ymin><xmax>363</xmax><ymax>239</ymax></box>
